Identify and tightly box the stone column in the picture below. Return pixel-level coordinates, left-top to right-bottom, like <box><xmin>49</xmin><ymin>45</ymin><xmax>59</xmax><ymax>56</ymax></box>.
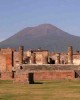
<box><xmin>68</xmin><ymin>46</ymin><xmax>73</xmax><ymax>64</ymax></box>
<box><xmin>30</xmin><ymin>53</ymin><xmax>35</xmax><ymax>64</ymax></box>
<box><xmin>42</xmin><ymin>51</ymin><xmax>48</xmax><ymax>64</ymax></box>
<box><xmin>18</xmin><ymin>46</ymin><xmax>24</xmax><ymax>64</ymax></box>
<box><xmin>56</xmin><ymin>53</ymin><xmax>60</xmax><ymax>64</ymax></box>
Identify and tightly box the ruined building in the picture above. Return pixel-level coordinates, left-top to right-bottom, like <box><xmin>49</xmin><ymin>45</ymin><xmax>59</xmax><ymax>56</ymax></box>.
<box><xmin>0</xmin><ymin>46</ymin><xmax>80</xmax><ymax>83</ymax></box>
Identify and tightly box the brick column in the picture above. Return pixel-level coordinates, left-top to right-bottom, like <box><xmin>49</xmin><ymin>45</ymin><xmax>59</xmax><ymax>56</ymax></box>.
<box><xmin>30</xmin><ymin>53</ymin><xmax>35</xmax><ymax>64</ymax></box>
<box><xmin>56</xmin><ymin>53</ymin><xmax>60</xmax><ymax>64</ymax></box>
<box><xmin>18</xmin><ymin>46</ymin><xmax>24</xmax><ymax>64</ymax></box>
<box><xmin>68</xmin><ymin>46</ymin><xmax>73</xmax><ymax>64</ymax></box>
<box><xmin>42</xmin><ymin>51</ymin><xmax>48</xmax><ymax>64</ymax></box>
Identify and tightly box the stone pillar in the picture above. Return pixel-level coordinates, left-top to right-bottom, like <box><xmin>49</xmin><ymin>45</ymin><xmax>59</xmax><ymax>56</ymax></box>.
<box><xmin>42</xmin><ymin>55</ymin><xmax>48</xmax><ymax>64</ymax></box>
<box><xmin>42</xmin><ymin>56</ymin><xmax>48</xmax><ymax>64</ymax></box>
<box><xmin>30</xmin><ymin>53</ymin><xmax>35</xmax><ymax>64</ymax></box>
<box><xmin>56</xmin><ymin>53</ymin><xmax>60</xmax><ymax>64</ymax></box>
<box><xmin>42</xmin><ymin>51</ymin><xmax>48</xmax><ymax>64</ymax></box>
<box><xmin>68</xmin><ymin>46</ymin><xmax>73</xmax><ymax>64</ymax></box>
<box><xmin>18</xmin><ymin>46</ymin><xmax>24</xmax><ymax>64</ymax></box>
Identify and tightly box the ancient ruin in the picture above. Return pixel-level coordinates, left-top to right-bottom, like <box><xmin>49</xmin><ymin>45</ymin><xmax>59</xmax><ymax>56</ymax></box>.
<box><xmin>0</xmin><ymin>46</ymin><xmax>80</xmax><ymax>83</ymax></box>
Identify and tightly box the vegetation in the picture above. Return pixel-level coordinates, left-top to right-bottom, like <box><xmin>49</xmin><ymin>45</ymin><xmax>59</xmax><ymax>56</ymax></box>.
<box><xmin>0</xmin><ymin>80</ymin><xmax>80</xmax><ymax>100</ymax></box>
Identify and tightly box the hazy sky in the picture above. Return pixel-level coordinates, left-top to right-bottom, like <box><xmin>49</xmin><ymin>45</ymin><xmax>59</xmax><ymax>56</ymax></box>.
<box><xmin>0</xmin><ymin>0</ymin><xmax>80</xmax><ymax>41</ymax></box>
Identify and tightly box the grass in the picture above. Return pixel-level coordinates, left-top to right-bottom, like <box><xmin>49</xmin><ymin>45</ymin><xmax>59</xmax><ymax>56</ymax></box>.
<box><xmin>0</xmin><ymin>80</ymin><xmax>80</xmax><ymax>100</ymax></box>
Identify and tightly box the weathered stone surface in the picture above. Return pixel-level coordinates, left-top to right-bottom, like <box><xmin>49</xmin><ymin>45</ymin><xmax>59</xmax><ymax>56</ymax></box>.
<box><xmin>20</xmin><ymin>64</ymin><xmax>80</xmax><ymax>71</ymax></box>
<box><xmin>18</xmin><ymin>46</ymin><xmax>24</xmax><ymax>64</ymax></box>
<box><xmin>13</xmin><ymin>64</ymin><xmax>78</xmax><ymax>83</ymax></box>
<box><xmin>30</xmin><ymin>53</ymin><xmax>35</xmax><ymax>64</ymax></box>
<box><xmin>68</xmin><ymin>46</ymin><xmax>73</xmax><ymax>64</ymax></box>
<box><xmin>0</xmin><ymin>48</ymin><xmax>14</xmax><ymax>72</ymax></box>
<box><xmin>0</xmin><ymin>46</ymin><xmax>80</xmax><ymax>82</ymax></box>
<box><xmin>34</xmin><ymin>70</ymin><xmax>74</xmax><ymax>80</ymax></box>
<box><xmin>0</xmin><ymin>54</ymin><xmax>6</xmax><ymax>72</ymax></box>
<box><xmin>1</xmin><ymin>72</ymin><xmax>12</xmax><ymax>80</ymax></box>
<box><xmin>14</xmin><ymin>71</ymin><xmax>29</xmax><ymax>83</ymax></box>
<box><xmin>56</xmin><ymin>53</ymin><xmax>60</xmax><ymax>64</ymax></box>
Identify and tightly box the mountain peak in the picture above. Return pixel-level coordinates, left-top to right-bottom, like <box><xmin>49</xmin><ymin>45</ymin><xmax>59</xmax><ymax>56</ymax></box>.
<box><xmin>38</xmin><ymin>23</ymin><xmax>54</xmax><ymax>27</ymax></box>
<box><xmin>36</xmin><ymin>23</ymin><xmax>56</xmax><ymax>29</ymax></box>
<box><xmin>0</xmin><ymin>23</ymin><xmax>80</xmax><ymax>52</ymax></box>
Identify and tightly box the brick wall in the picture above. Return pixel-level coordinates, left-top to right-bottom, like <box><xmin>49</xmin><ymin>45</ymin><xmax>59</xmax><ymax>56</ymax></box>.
<box><xmin>14</xmin><ymin>70</ymin><xmax>74</xmax><ymax>83</ymax></box>
<box><xmin>14</xmin><ymin>52</ymin><xmax>20</xmax><ymax>67</ymax></box>
<box><xmin>0</xmin><ymin>48</ymin><xmax>13</xmax><ymax>72</ymax></box>
<box><xmin>14</xmin><ymin>71</ymin><xmax>29</xmax><ymax>83</ymax></box>
<box><xmin>0</xmin><ymin>54</ymin><xmax>6</xmax><ymax>72</ymax></box>
<box><xmin>34</xmin><ymin>70</ymin><xmax>74</xmax><ymax>81</ymax></box>
<box><xmin>1</xmin><ymin>72</ymin><xmax>12</xmax><ymax>80</ymax></box>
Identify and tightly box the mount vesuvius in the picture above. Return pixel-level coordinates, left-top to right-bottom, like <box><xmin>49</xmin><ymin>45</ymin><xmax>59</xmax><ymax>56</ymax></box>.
<box><xmin>0</xmin><ymin>24</ymin><xmax>80</xmax><ymax>52</ymax></box>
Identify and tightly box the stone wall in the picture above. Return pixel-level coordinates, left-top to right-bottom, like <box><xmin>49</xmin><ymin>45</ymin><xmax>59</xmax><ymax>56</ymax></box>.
<box><xmin>49</xmin><ymin>52</ymin><xmax>68</xmax><ymax>64</ymax></box>
<box><xmin>20</xmin><ymin>64</ymin><xmax>80</xmax><ymax>71</ymax></box>
<box><xmin>73</xmin><ymin>54</ymin><xmax>80</xmax><ymax>65</ymax></box>
<box><xmin>32</xmin><ymin>50</ymin><xmax>48</xmax><ymax>64</ymax></box>
<box><xmin>14</xmin><ymin>64</ymin><xmax>79</xmax><ymax>83</ymax></box>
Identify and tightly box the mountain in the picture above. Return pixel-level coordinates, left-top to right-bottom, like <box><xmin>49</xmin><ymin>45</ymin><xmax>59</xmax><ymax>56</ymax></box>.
<box><xmin>0</xmin><ymin>24</ymin><xmax>80</xmax><ymax>52</ymax></box>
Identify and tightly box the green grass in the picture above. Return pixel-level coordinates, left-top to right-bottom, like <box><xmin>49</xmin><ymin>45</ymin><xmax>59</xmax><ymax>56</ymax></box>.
<box><xmin>0</xmin><ymin>80</ymin><xmax>80</xmax><ymax>100</ymax></box>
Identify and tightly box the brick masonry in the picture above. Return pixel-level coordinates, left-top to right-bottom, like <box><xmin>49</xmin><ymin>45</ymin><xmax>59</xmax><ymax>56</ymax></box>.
<box><xmin>0</xmin><ymin>46</ymin><xmax>80</xmax><ymax>83</ymax></box>
<box><xmin>1</xmin><ymin>72</ymin><xmax>13</xmax><ymax>80</ymax></box>
<box><xmin>14</xmin><ymin>64</ymin><xmax>79</xmax><ymax>83</ymax></box>
<box><xmin>34</xmin><ymin>70</ymin><xmax>74</xmax><ymax>80</ymax></box>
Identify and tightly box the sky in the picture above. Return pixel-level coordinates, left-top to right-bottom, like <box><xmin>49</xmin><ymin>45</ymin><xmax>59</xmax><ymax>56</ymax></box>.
<box><xmin>0</xmin><ymin>0</ymin><xmax>80</xmax><ymax>41</ymax></box>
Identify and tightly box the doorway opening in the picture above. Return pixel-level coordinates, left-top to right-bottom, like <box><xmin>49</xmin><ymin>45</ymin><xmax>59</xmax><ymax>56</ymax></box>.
<box><xmin>28</xmin><ymin>73</ymin><xmax>34</xmax><ymax>84</ymax></box>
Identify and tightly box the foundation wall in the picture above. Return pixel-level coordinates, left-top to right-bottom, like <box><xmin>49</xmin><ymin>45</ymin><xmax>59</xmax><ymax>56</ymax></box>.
<box><xmin>0</xmin><ymin>72</ymin><xmax>12</xmax><ymax>80</ymax></box>
<box><xmin>34</xmin><ymin>70</ymin><xmax>74</xmax><ymax>80</ymax></box>
<box><xmin>14</xmin><ymin>70</ymin><xmax>74</xmax><ymax>83</ymax></box>
<box><xmin>14</xmin><ymin>71</ymin><xmax>29</xmax><ymax>83</ymax></box>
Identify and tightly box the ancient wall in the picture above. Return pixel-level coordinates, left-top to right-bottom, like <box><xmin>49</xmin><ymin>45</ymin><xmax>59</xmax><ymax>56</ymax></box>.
<box><xmin>1</xmin><ymin>46</ymin><xmax>80</xmax><ymax>83</ymax></box>
<box><xmin>35</xmin><ymin>50</ymin><xmax>48</xmax><ymax>64</ymax></box>
<box><xmin>56</xmin><ymin>53</ymin><xmax>60</xmax><ymax>64</ymax></box>
<box><xmin>0</xmin><ymin>72</ymin><xmax>13</xmax><ymax>80</ymax></box>
<box><xmin>68</xmin><ymin>46</ymin><xmax>73</xmax><ymax>64</ymax></box>
<box><xmin>35</xmin><ymin>52</ymin><xmax>43</xmax><ymax>64</ymax></box>
<box><xmin>14</xmin><ymin>70</ymin><xmax>74</xmax><ymax>83</ymax></box>
<box><xmin>14</xmin><ymin>71</ymin><xmax>29</xmax><ymax>83</ymax></box>
<box><xmin>18</xmin><ymin>64</ymin><xmax>80</xmax><ymax>71</ymax></box>
<box><xmin>73</xmin><ymin>54</ymin><xmax>80</xmax><ymax>65</ymax></box>
<box><xmin>60</xmin><ymin>53</ymin><xmax>68</xmax><ymax>64</ymax></box>
<box><xmin>14</xmin><ymin>46</ymin><xmax>24</xmax><ymax>67</ymax></box>
<box><xmin>49</xmin><ymin>52</ymin><xmax>68</xmax><ymax>64</ymax></box>
<box><xmin>34</xmin><ymin>70</ymin><xmax>74</xmax><ymax>80</ymax></box>
<box><xmin>42</xmin><ymin>51</ymin><xmax>48</xmax><ymax>64</ymax></box>
<box><xmin>18</xmin><ymin>46</ymin><xmax>24</xmax><ymax>64</ymax></box>
<box><xmin>0</xmin><ymin>54</ymin><xmax>6</xmax><ymax>72</ymax></box>
<box><xmin>14</xmin><ymin>52</ymin><xmax>20</xmax><ymax>67</ymax></box>
<box><xmin>0</xmin><ymin>48</ymin><xmax>14</xmax><ymax>72</ymax></box>
<box><xmin>30</xmin><ymin>53</ymin><xmax>35</xmax><ymax>64</ymax></box>
<box><xmin>50</xmin><ymin>52</ymin><xmax>80</xmax><ymax>65</ymax></box>
<box><xmin>13</xmin><ymin>64</ymin><xmax>79</xmax><ymax>83</ymax></box>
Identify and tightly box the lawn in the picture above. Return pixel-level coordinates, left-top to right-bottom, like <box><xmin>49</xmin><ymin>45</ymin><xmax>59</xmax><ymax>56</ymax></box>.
<box><xmin>0</xmin><ymin>80</ymin><xmax>80</xmax><ymax>100</ymax></box>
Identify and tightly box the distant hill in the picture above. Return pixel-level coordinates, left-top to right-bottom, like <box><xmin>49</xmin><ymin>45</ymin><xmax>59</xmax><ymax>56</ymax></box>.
<box><xmin>0</xmin><ymin>24</ymin><xmax>80</xmax><ymax>52</ymax></box>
